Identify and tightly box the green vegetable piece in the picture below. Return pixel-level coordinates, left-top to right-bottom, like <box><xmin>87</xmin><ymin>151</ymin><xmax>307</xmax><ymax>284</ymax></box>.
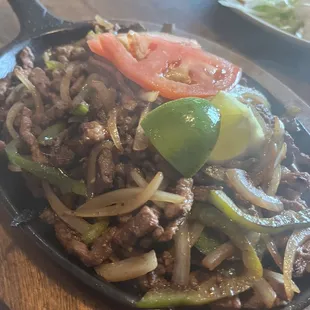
<box><xmin>72</xmin><ymin>102</ymin><xmax>89</xmax><ymax>116</ymax></box>
<box><xmin>194</xmin><ymin>230</ymin><xmax>221</xmax><ymax>255</ymax></box>
<box><xmin>82</xmin><ymin>219</ymin><xmax>109</xmax><ymax>245</ymax></box>
<box><xmin>137</xmin><ymin>206</ymin><xmax>262</xmax><ymax>308</ymax></box>
<box><xmin>141</xmin><ymin>97</ymin><xmax>221</xmax><ymax>177</ymax></box>
<box><xmin>45</xmin><ymin>60</ymin><xmax>65</xmax><ymax>70</ymax></box>
<box><xmin>5</xmin><ymin>140</ymin><xmax>86</xmax><ymax>196</ymax></box>
<box><xmin>207</xmin><ymin>190</ymin><xmax>310</xmax><ymax>234</ymax></box>
<box><xmin>37</xmin><ymin>122</ymin><xmax>66</xmax><ymax>145</ymax></box>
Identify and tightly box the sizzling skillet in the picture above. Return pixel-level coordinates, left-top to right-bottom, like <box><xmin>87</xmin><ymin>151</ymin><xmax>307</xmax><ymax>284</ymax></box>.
<box><xmin>2</xmin><ymin>0</ymin><xmax>310</xmax><ymax>309</ymax></box>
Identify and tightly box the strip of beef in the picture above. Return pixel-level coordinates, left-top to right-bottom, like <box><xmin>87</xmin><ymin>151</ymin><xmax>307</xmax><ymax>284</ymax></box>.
<box><xmin>29</xmin><ymin>67</ymin><xmax>51</xmax><ymax>98</ymax></box>
<box><xmin>0</xmin><ymin>76</ymin><xmax>11</xmax><ymax>101</ymax></box>
<box><xmin>280</xmin><ymin>197</ymin><xmax>307</xmax><ymax>211</ymax></box>
<box><xmin>164</xmin><ymin>178</ymin><xmax>194</xmax><ymax>219</ymax></box>
<box><xmin>42</xmin><ymin>94</ymin><xmax>69</xmax><ymax>126</ymax></box>
<box><xmin>49</xmin><ymin>144</ymin><xmax>75</xmax><ymax>167</ymax></box>
<box><xmin>285</xmin><ymin>131</ymin><xmax>310</xmax><ymax>166</ymax></box>
<box><xmin>50</xmin><ymin>68</ymin><xmax>65</xmax><ymax>92</ymax></box>
<box><xmin>280</xmin><ymin>167</ymin><xmax>310</xmax><ymax>192</ymax></box>
<box><xmin>19</xmin><ymin>107</ymin><xmax>48</xmax><ymax>164</ymax></box>
<box><xmin>113</xmin><ymin>206</ymin><xmax>159</xmax><ymax>249</ymax></box>
<box><xmin>70</xmin><ymin>75</ymin><xmax>86</xmax><ymax>97</ymax></box>
<box><xmin>157</xmin><ymin>250</ymin><xmax>174</xmax><ymax>274</ymax></box>
<box><xmin>80</xmin><ymin>121</ymin><xmax>109</xmax><ymax>144</ymax></box>
<box><xmin>97</xmin><ymin>141</ymin><xmax>115</xmax><ymax>189</ymax></box>
<box><xmin>255</xmin><ymin>103</ymin><xmax>274</xmax><ymax>127</ymax></box>
<box><xmin>138</xmin><ymin>271</ymin><xmax>168</xmax><ymax>292</ymax></box>
<box><xmin>71</xmin><ymin>46</ymin><xmax>88</xmax><ymax>61</ymax></box>
<box><xmin>55</xmin><ymin>219</ymin><xmax>116</xmax><ymax>267</ymax></box>
<box><xmin>155</xmin><ymin>217</ymin><xmax>184</xmax><ymax>242</ymax></box>
<box><xmin>294</xmin><ymin>240</ymin><xmax>310</xmax><ymax>277</ymax></box>
<box><xmin>19</xmin><ymin>47</ymin><xmax>34</xmax><ymax>74</ymax></box>
<box><xmin>193</xmin><ymin>185</ymin><xmax>222</xmax><ymax>202</ymax></box>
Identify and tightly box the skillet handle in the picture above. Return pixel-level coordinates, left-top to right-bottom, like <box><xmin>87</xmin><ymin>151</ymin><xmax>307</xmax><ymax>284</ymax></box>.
<box><xmin>7</xmin><ymin>0</ymin><xmax>72</xmax><ymax>40</ymax></box>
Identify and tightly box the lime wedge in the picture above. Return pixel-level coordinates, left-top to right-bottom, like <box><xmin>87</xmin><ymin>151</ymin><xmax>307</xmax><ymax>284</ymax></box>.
<box><xmin>141</xmin><ymin>98</ymin><xmax>221</xmax><ymax>177</ymax></box>
<box><xmin>209</xmin><ymin>91</ymin><xmax>265</xmax><ymax>163</ymax></box>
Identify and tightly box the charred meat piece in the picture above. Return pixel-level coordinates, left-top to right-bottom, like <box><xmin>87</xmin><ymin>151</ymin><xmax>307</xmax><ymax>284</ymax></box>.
<box><xmin>42</xmin><ymin>94</ymin><xmax>70</xmax><ymax>126</ymax></box>
<box><xmin>80</xmin><ymin>121</ymin><xmax>109</xmax><ymax>144</ymax></box>
<box><xmin>280</xmin><ymin>169</ymin><xmax>310</xmax><ymax>193</ymax></box>
<box><xmin>294</xmin><ymin>240</ymin><xmax>310</xmax><ymax>277</ymax></box>
<box><xmin>19</xmin><ymin>47</ymin><xmax>35</xmax><ymax>73</ymax></box>
<box><xmin>19</xmin><ymin>107</ymin><xmax>48</xmax><ymax>164</ymax></box>
<box><xmin>29</xmin><ymin>67</ymin><xmax>51</xmax><ymax>98</ymax></box>
<box><xmin>113</xmin><ymin>206</ymin><xmax>159</xmax><ymax>249</ymax></box>
<box><xmin>280</xmin><ymin>197</ymin><xmax>307</xmax><ymax>211</ymax></box>
<box><xmin>164</xmin><ymin>178</ymin><xmax>194</xmax><ymax>219</ymax></box>
<box><xmin>55</xmin><ymin>220</ymin><xmax>116</xmax><ymax>267</ymax></box>
<box><xmin>97</xmin><ymin>141</ymin><xmax>115</xmax><ymax>189</ymax></box>
<box><xmin>285</xmin><ymin>131</ymin><xmax>310</xmax><ymax>166</ymax></box>
<box><xmin>0</xmin><ymin>76</ymin><xmax>11</xmax><ymax>101</ymax></box>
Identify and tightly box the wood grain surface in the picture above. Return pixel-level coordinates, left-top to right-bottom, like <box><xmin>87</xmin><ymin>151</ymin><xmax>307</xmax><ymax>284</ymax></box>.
<box><xmin>0</xmin><ymin>1</ymin><xmax>310</xmax><ymax>310</ymax></box>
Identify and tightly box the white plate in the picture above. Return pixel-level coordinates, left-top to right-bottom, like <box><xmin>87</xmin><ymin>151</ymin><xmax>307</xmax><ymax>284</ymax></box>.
<box><xmin>227</xmin><ymin>6</ymin><xmax>310</xmax><ymax>48</ymax></box>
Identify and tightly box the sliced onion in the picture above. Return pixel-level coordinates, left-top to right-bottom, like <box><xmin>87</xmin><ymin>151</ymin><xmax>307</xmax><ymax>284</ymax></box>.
<box><xmin>60</xmin><ymin>63</ymin><xmax>75</xmax><ymax>105</ymax></box>
<box><xmin>202</xmin><ymin>241</ymin><xmax>235</xmax><ymax>271</ymax></box>
<box><xmin>263</xmin><ymin>234</ymin><xmax>283</xmax><ymax>270</ymax></box>
<box><xmin>267</xmin><ymin>165</ymin><xmax>282</xmax><ymax>196</ymax></box>
<box><xmin>283</xmin><ymin>228</ymin><xmax>310</xmax><ymax>300</ymax></box>
<box><xmin>42</xmin><ymin>181</ymin><xmax>91</xmax><ymax>234</ymax></box>
<box><xmin>76</xmin><ymin>187</ymin><xmax>184</xmax><ymax>214</ymax></box>
<box><xmin>130</xmin><ymin>168</ymin><xmax>166</xmax><ymax>209</ymax></box>
<box><xmin>87</xmin><ymin>142</ymin><xmax>106</xmax><ymax>198</ymax></box>
<box><xmin>6</xmin><ymin>102</ymin><xmax>24</xmax><ymax>139</ymax></box>
<box><xmin>95</xmin><ymin>15</ymin><xmax>114</xmax><ymax>30</ymax></box>
<box><xmin>107</xmin><ymin>108</ymin><xmax>123</xmax><ymax>152</ymax></box>
<box><xmin>95</xmin><ymin>250</ymin><xmax>157</xmax><ymax>282</ymax></box>
<box><xmin>226</xmin><ymin>169</ymin><xmax>283</xmax><ymax>212</ymax></box>
<box><xmin>133</xmin><ymin>103</ymin><xmax>151</xmax><ymax>151</ymax></box>
<box><xmin>264</xmin><ymin>269</ymin><xmax>300</xmax><ymax>299</ymax></box>
<box><xmin>72</xmin><ymin>172</ymin><xmax>164</xmax><ymax>217</ymax></box>
<box><xmin>117</xmin><ymin>32</ymin><xmax>201</xmax><ymax>49</ymax></box>
<box><xmin>139</xmin><ymin>90</ymin><xmax>159</xmax><ymax>103</ymax></box>
<box><xmin>273</xmin><ymin>117</ymin><xmax>285</xmax><ymax>150</ymax></box>
<box><xmin>172</xmin><ymin>221</ymin><xmax>191</xmax><ymax>286</ymax></box>
<box><xmin>189</xmin><ymin>221</ymin><xmax>205</xmax><ymax>247</ymax></box>
<box><xmin>14</xmin><ymin>66</ymin><xmax>44</xmax><ymax>118</ymax></box>
<box><xmin>5</xmin><ymin>84</ymin><xmax>25</xmax><ymax>106</ymax></box>
<box><xmin>253</xmin><ymin>278</ymin><xmax>277</xmax><ymax>309</ymax></box>
<box><xmin>130</xmin><ymin>168</ymin><xmax>148</xmax><ymax>187</ymax></box>
<box><xmin>274</xmin><ymin>143</ymin><xmax>287</xmax><ymax>169</ymax></box>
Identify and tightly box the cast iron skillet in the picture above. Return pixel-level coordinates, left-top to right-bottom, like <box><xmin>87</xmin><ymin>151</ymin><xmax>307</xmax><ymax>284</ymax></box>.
<box><xmin>2</xmin><ymin>0</ymin><xmax>310</xmax><ymax>309</ymax></box>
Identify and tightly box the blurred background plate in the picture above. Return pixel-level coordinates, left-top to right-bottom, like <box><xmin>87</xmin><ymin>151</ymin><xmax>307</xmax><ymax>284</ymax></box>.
<box><xmin>227</xmin><ymin>6</ymin><xmax>310</xmax><ymax>49</ymax></box>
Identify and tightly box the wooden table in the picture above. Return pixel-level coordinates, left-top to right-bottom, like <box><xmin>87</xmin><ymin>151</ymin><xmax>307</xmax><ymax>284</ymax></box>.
<box><xmin>0</xmin><ymin>1</ymin><xmax>310</xmax><ymax>309</ymax></box>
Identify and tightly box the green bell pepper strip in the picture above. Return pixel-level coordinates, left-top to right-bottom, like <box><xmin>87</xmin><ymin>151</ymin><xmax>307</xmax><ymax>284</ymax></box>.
<box><xmin>45</xmin><ymin>60</ymin><xmax>65</xmax><ymax>70</ymax></box>
<box><xmin>5</xmin><ymin>140</ymin><xmax>86</xmax><ymax>196</ymax></box>
<box><xmin>194</xmin><ymin>230</ymin><xmax>222</xmax><ymax>255</ymax></box>
<box><xmin>71</xmin><ymin>102</ymin><xmax>89</xmax><ymax>116</ymax></box>
<box><xmin>136</xmin><ymin>206</ymin><xmax>262</xmax><ymax>308</ymax></box>
<box><xmin>207</xmin><ymin>190</ymin><xmax>310</xmax><ymax>234</ymax></box>
<box><xmin>82</xmin><ymin>219</ymin><xmax>109</xmax><ymax>245</ymax></box>
<box><xmin>37</xmin><ymin>122</ymin><xmax>66</xmax><ymax>145</ymax></box>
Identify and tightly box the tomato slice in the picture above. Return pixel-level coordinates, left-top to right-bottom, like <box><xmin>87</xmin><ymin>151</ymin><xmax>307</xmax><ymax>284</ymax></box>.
<box><xmin>87</xmin><ymin>33</ymin><xmax>241</xmax><ymax>99</ymax></box>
